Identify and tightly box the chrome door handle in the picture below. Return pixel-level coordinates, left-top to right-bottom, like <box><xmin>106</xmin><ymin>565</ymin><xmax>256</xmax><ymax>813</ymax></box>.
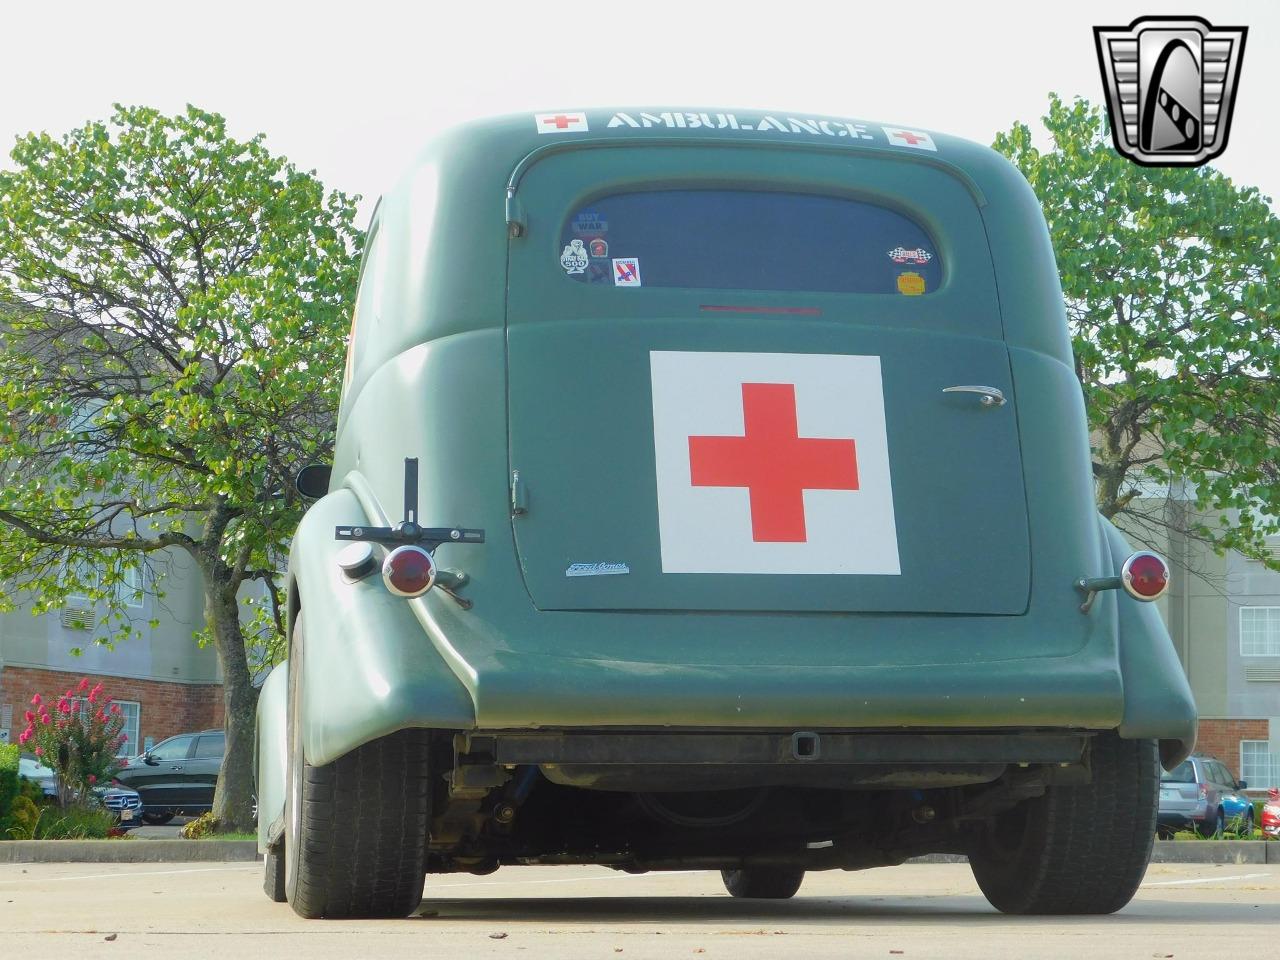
<box><xmin>943</xmin><ymin>385</ymin><xmax>1006</xmax><ymax>407</ymax></box>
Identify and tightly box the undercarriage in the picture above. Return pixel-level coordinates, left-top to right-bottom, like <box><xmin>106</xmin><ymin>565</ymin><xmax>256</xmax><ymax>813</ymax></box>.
<box><xmin>425</xmin><ymin>729</ymin><xmax>1093</xmax><ymax>874</ymax></box>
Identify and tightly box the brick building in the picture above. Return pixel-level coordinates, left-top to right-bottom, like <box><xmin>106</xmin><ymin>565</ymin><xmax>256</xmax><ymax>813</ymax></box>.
<box><xmin>0</xmin><ymin>547</ymin><xmax>223</xmax><ymax>755</ymax></box>
<box><xmin>1128</xmin><ymin>510</ymin><xmax>1280</xmax><ymax>790</ymax></box>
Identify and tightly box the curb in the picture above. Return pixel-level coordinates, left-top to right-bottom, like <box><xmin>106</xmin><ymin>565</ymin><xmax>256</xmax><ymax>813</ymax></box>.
<box><xmin>1149</xmin><ymin>840</ymin><xmax>1276</xmax><ymax>865</ymax></box>
<box><xmin>1</xmin><ymin>839</ymin><xmax>1273</xmax><ymax>866</ymax></box>
<box><xmin>910</xmin><ymin>841</ymin><xmax>1278</xmax><ymax>866</ymax></box>
<box><xmin>0</xmin><ymin>840</ymin><xmax>260</xmax><ymax>864</ymax></box>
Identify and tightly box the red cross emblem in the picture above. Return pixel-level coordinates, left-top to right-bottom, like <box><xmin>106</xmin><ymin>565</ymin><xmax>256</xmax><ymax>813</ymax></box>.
<box><xmin>535</xmin><ymin>112</ymin><xmax>589</xmax><ymax>134</ymax></box>
<box><xmin>688</xmin><ymin>383</ymin><xmax>860</xmax><ymax>542</ymax></box>
<box><xmin>889</xmin><ymin>130</ymin><xmax>926</xmax><ymax>145</ymax></box>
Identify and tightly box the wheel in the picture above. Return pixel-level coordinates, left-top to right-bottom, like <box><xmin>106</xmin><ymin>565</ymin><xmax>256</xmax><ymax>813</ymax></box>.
<box><xmin>284</xmin><ymin>615</ymin><xmax>432</xmax><ymax>919</ymax></box>
<box><xmin>969</xmin><ymin>733</ymin><xmax>1157</xmax><ymax>915</ymax></box>
<box><xmin>263</xmin><ymin>841</ymin><xmax>286</xmax><ymax>902</ymax></box>
<box><xmin>141</xmin><ymin>811</ymin><xmax>175</xmax><ymax>826</ymax></box>
<box><xmin>720</xmin><ymin>867</ymin><xmax>805</xmax><ymax>899</ymax></box>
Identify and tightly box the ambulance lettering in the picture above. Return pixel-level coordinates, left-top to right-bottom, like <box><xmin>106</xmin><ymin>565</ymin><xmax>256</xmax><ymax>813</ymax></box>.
<box><xmin>650</xmin><ymin>351</ymin><xmax>901</xmax><ymax>575</ymax></box>
<box><xmin>606</xmin><ymin>113</ymin><xmax>877</xmax><ymax>142</ymax></box>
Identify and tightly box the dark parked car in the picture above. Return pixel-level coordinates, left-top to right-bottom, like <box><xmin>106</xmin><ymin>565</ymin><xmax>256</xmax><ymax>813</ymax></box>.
<box><xmin>98</xmin><ymin>785</ymin><xmax>144</xmax><ymax>829</ymax></box>
<box><xmin>114</xmin><ymin>729</ymin><xmax>223</xmax><ymax>824</ymax></box>
<box><xmin>1158</xmin><ymin>754</ymin><xmax>1253</xmax><ymax>838</ymax></box>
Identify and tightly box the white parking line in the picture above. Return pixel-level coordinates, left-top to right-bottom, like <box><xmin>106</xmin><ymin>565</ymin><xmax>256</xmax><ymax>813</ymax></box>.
<box><xmin>1142</xmin><ymin>872</ymin><xmax>1269</xmax><ymax>887</ymax></box>
<box><xmin>428</xmin><ymin>870</ymin><xmax>702</xmax><ymax>890</ymax></box>
<box><xmin>0</xmin><ymin>865</ymin><xmax>258</xmax><ymax>885</ymax></box>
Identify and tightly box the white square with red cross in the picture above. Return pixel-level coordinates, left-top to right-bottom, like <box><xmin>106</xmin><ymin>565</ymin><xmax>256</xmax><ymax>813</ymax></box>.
<box><xmin>881</xmin><ymin>126</ymin><xmax>936</xmax><ymax>151</ymax></box>
<box><xmin>649</xmin><ymin>351</ymin><xmax>901</xmax><ymax>575</ymax></box>
<box><xmin>535</xmin><ymin>112</ymin><xmax>589</xmax><ymax>134</ymax></box>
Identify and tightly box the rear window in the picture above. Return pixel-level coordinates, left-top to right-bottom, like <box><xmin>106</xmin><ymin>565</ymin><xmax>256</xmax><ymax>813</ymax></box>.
<box><xmin>193</xmin><ymin>734</ymin><xmax>224</xmax><ymax>760</ymax></box>
<box><xmin>1161</xmin><ymin>760</ymin><xmax>1196</xmax><ymax>783</ymax></box>
<box><xmin>560</xmin><ymin>189</ymin><xmax>942</xmax><ymax>296</ymax></box>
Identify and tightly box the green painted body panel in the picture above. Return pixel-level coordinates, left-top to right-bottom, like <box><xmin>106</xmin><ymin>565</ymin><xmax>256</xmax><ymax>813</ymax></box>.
<box><xmin>253</xmin><ymin>661</ymin><xmax>287</xmax><ymax>853</ymax></box>
<box><xmin>505</xmin><ymin>145</ymin><xmax>1030</xmax><ymax>613</ymax></box>
<box><xmin>263</xmin><ymin>110</ymin><xmax>1197</xmax><ymax>794</ymax></box>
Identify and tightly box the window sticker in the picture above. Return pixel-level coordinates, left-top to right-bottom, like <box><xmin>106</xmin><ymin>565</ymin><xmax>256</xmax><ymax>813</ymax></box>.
<box><xmin>887</xmin><ymin>246</ymin><xmax>933</xmax><ymax>264</ymax></box>
<box><xmin>589</xmin><ymin>238</ymin><xmax>609</xmax><ymax>258</ymax></box>
<box><xmin>560</xmin><ymin>239</ymin><xmax>589</xmax><ymax>275</ymax></box>
<box><xmin>613</xmin><ymin>257</ymin><xmax>642</xmax><ymax>287</ymax></box>
<box><xmin>896</xmin><ymin>271</ymin><xmax>926</xmax><ymax>296</ymax></box>
<box><xmin>572</xmin><ymin>211</ymin><xmax>609</xmax><ymax>236</ymax></box>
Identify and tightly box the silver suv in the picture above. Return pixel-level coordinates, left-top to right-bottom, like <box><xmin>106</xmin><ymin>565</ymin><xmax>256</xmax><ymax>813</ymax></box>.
<box><xmin>1158</xmin><ymin>754</ymin><xmax>1253</xmax><ymax>838</ymax></box>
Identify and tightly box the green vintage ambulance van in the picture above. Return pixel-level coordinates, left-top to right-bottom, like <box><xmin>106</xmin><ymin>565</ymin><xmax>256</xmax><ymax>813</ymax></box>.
<box><xmin>255</xmin><ymin>108</ymin><xmax>1198</xmax><ymax>919</ymax></box>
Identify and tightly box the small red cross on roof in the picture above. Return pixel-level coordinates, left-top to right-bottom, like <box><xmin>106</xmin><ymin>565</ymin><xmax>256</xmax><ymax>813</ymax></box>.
<box><xmin>542</xmin><ymin>114</ymin><xmax>578</xmax><ymax>129</ymax></box>
<box><xmin>890</xmin><ymin>129</ymin><xmax>926</xmax><ymax>145</ymax></box>
<box><xmin>688</xmin><ymin>383</ymin><xmax>859</xmax><ymax>542</ymax></box>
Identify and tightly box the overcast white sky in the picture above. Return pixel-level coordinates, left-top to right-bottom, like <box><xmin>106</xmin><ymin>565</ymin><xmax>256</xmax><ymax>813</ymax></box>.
<box><xmin>1</xmin><ymin>1</ymin><xmax>1276</xmax><ymax>222</ymax></box>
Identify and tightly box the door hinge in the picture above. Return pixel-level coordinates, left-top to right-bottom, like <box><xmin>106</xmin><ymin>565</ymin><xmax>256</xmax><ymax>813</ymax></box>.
<box><xmin>510</xmin><ymin>470</ymin><xmax>528</xmax><ymax>516</ymax></box>
<box><xmin>505</xmin><ymin>192</ymin><xmax>526</xmax><ymax>239</ymax></box>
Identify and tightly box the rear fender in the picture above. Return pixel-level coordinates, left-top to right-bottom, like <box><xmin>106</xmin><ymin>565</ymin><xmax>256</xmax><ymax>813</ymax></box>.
<box><xmin>286</xmin><ymin>487</ymin><xmax>477</xmax><ymax>769</ymax></box>
<box><xmin>1101</xmin><ymin>516</ymin><xmax>1198</xmax><ymax>768</ymax></box>
<box><xmin>254</xmin><ymin>661</ymin><xmax>288</xmax><ymax>853</ymax></box>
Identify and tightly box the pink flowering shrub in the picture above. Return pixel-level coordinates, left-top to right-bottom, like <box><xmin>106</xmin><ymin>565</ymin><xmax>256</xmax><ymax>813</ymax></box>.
<box><xmin>17</xmin><ymin>679</ymin><xmax>125</xmax><ymax>808</ymax></box>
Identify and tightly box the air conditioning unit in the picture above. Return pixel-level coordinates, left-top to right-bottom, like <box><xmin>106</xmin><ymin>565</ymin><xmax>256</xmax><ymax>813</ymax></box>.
<box><xmin>60</xmin><ymin>606</ymin><xmax>94</xmax><ymax>630</ymax></box>
<box><xmin>1244</xmin><ymin>665</ymin><xmax>1280</xmax><ymax>683</ymax></box>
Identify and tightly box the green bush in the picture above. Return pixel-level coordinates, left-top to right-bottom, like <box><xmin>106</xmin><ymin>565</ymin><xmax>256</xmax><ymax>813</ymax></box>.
<box><xmin>4</xmin><ymin>796</ymin><xmax>41</xmax><ymax>840</ymax></box>
<box><xmin>0</xmin><ymin>743</ymin><xmax>18</xmax><ymax>823</ymax></box>
<box><xmin>180</xmin><ymin>811</ymin><xmax>221</xmax><ymax>839</ymax></box>
<box><xmin>26</xmin><ymin>804</ymin><xmax>116</xmax><ymax>840</ymax></box>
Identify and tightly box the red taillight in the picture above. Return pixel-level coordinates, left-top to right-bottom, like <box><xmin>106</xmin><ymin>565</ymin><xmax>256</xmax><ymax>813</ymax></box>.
<box><xmin>1199</xmin><ymin>785</ymin><xmax>1208</xmax><ymax>802</ymax></box>
<box><xmin>381</xmin><ymin>545</ymin><xmax>436</xmax><ymax>598</ymax></box>
<box><xmin>1121</xmin><ymin>551</ymin><xmax>1169</xmax><ymax>601</ymax></box>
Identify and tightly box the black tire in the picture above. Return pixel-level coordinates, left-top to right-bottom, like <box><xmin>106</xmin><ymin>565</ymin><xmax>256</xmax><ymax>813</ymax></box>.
<box><xmin>969</xmin><ymin>733</ymin><xmax>1157</xmax><ymax>915</ymax></box>
<box><xmin>263</xmin><ymin>842</ymin><xmax>286</xmax><ymax>902</ymax></box>
<box><xmin>141</xmin><ymin>811</ymin><xmax>175</xmax><ymax>826</ymax></box>
<box><xmin>284</xmin><ymin>615</ymin><xmax>431</xmax><ymax>919</ymax></box>
<box><xmin>721</xmin><ymin>867</ymin><xmax>805</xmax><ymax>899</ymax></box>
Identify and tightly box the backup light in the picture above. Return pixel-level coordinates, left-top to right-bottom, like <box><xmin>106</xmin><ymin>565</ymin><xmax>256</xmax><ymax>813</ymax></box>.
<box><xmin>382</xmin><ymin>545</ymin><xmax>437</xmax><ymax>598</ymax></box>
<box><xmin>1121</xmin><ymin>551</ymin><xmax>1169</xmax><ymax>601</ymax></box>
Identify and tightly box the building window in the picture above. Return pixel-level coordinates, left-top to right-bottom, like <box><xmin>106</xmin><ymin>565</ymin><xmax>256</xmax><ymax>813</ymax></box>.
<box><xmin>1240</xmin><ymin>740</ymin><xmax>1277</xmax><ymax>790</ymax></box>
<box><xmin>62</xmin><ymin>558</ymin><xmax>145</xmax><ymax>609</ymax></box>
<box><xmin>72</xmin><ymin>697</ymin><xmax>141</xmax><ymax>757</ymax></box>
<box><xmin>1240</xmin><ymin>606</ymin><xmax>1280</xmax><ymax>656</ymax></box>
<box><xmin>116</xmin><ymin>566</ymin><xmax>144</xmax><ymax>609</ymax></box>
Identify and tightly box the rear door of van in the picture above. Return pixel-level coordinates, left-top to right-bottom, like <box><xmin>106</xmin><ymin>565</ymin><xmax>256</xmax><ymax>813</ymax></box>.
<box><xmin>504</xmin><ymin>144</ymin><xmax>1030</xmax><ymax>615</ymax></box>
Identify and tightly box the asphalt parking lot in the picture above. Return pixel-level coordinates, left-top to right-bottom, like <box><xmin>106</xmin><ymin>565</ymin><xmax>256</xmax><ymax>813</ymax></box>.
<box><xmin>2</xmin><ymin>861</ymin><xmax>1276</xmax><ymax>958</ymax></box>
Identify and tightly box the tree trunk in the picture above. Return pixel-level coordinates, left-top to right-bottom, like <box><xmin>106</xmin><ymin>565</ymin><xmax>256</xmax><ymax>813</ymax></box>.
<box><xmin>204</xmin><ymin>578</ymin><xmax>259</xmax><ymax>833</ymax></box>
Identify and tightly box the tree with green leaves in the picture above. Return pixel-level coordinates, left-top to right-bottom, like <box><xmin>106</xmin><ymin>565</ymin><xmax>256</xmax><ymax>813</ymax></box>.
<box><xmin>0</xmin><ymin>105</ymin><xmax>363</xmax><ymax>831</ymax></box>
<box><xmin>994</xmin><ymin>94</ymin><xmax>1280</xmax><ymax>567</ymax></box>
